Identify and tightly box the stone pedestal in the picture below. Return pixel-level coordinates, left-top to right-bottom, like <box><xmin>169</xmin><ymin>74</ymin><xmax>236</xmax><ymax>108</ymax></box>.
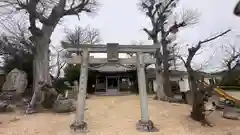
<box><xmin>136</xmin><ymin>120</ymin><xmax>158</xmax><ymax>132</ymax></box>
<box><xmin>70</xmin><ymin>121</ymin><xmax>88</xmax><ymax>133</ymax></box>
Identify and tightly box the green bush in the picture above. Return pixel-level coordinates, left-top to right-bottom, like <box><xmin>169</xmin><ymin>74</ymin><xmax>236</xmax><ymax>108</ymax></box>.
<box><xmin>64</xmin><ymin>64</ymin><xmax>80</xmax><ymax>85</ymax></box>
<box><xmin>220</xmin><ymin>71</ymin><xmax>240</xmax><ymax>86</ymax></box>
<box><xmin>62</xmin><ymin>64</ymin><xmax>96</xmax><ymax>93</ymax></box>
<box><xmin>53</xmin><ymin>78</ymin><xmax>71</xmax><ymax>94</ymax></box>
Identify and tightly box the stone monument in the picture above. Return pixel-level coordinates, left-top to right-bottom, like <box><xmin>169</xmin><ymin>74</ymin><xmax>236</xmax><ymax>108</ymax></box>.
<box><xmin>2</xmin><ymin>68</ymin><xmax>28</xmax><ymax>94</ymax></box>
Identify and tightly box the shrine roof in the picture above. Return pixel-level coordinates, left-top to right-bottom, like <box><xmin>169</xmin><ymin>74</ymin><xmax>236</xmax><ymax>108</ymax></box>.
<box><xmin>89</xmin><ymin>63</ymin><xmax>135</xmax><ymax>72</ymax></box>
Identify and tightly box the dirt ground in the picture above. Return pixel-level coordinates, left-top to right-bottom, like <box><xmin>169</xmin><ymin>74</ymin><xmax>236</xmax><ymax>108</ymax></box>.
<box><xmin>1</xmin><ymin>95</ymin><xmax>240</xmax><ymax>135</ymax></box>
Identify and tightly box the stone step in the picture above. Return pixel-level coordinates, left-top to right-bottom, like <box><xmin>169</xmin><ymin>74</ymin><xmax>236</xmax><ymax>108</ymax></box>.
<box><xmin>65</xmin><ymin>91</ymin><xmax>77</xmax><ymax>99</ymax></box>
<box><xmin>94</xmin><ymin>92</ymin><xmax>130</xmax><ymax>96</ymax></box>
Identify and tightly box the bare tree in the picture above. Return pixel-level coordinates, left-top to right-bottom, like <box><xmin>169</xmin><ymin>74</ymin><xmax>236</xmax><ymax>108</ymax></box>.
<box><xmin>0</xmin><ymin>17</ymin><xmax>33</xmax><ymax>55</ymax></box>
<box><xmin>0</xmin><ymin>0</ymin><xmax>99</xmax><ymax>113</ymax></box>
<box><xmin>0</xmin><ymin>17</ymin><xmax>34</xmax><ymax>69</ymax></box>
<box><xmin>178</xmin><ymin>29</ymin><xmax>230</xmax><ymax>126</ymax></box>
<box><xmin>49</xmin><ymin>45</ymin><xmax>67</xmax><ymax>79</ymax></box>
<box><xmin>138</xmin><ymin>0</ymin><xmax>199</xmax><ymax>100</ymax></box>
<box><xmin>222</xmin><ymin>44</ymin><xmax>240</xmax><ymax>71</ymax></box>
<box><xmin>65</xmin><ymin>26</ymin><xmax>101</xmax><ymax>45</ymax></box>
<box><xmin>49</xmin><ymin>26</ymin><xmax>101</xmax><ymax>79</ymax></box>
<box><xmin>168</xmin><ymin>43</ymin><xmax>180</xmax><ymax>70</ymax></box>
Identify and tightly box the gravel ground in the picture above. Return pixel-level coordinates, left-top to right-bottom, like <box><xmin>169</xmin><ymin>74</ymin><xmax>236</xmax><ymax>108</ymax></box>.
<box><xmin>0</xmin><ymin>95</ymin><xmax>240</xmax><ymax>135</ymax></box>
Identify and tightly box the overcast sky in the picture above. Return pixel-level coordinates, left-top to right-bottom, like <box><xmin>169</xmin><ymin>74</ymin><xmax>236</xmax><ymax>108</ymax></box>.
<box><xmin>48</xmin><ymin>0</ymin><xmax>240</xmax><ymax>72</ymax></box>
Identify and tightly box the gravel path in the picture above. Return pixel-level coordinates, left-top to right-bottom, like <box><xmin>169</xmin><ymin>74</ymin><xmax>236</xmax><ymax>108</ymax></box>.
<box><xmin>0</xmin><ymin>95</ymin><xmax>240</xmax><ymax>135</ymax></box>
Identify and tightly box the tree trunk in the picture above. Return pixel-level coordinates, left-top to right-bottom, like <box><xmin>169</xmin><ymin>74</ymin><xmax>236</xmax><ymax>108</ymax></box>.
<box><xmin>162</xmin><ymin>42</ymin><xmax>172</xmax><ymax>97</ymax></box>
<box><xmin>191</xmin><ymin>91</ymin><xmax>205</xmax><ymax>121</ymax></box>
<box><xmin>55</xmin><ymin>68</ymin><xmax>61</xmax><ymax>79</ymax></box>
<box><xmin>29</xmin><ymin>25</ymin><xmax>56</xmax><ymax>109</ymax></box>
<box><xmin>153</xmin><ymin>38</ymin><xmax>167</xmax><ymax>100</ymax></box>
<box><xmin>188</xmin><ymin>71</ymin><xmax>205</xmax><ymax>121</ymax></box>
<box><xmin>154</xmin><ymin>64</ymin><xmax>166</xmax><ymax>99</ymax></box>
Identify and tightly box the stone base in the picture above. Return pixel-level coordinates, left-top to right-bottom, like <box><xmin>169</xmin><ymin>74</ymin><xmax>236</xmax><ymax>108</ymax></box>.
<box><xmin>0</xmin><ymin>101</ymin><xmax>14</xmax><ymax>112</ymax></box>
<box><xmin>25</xmin><ymin>104</ymin><xmax>38</xmax><ymax>114</ymax></box>
<box><xmin>70</xmin><ymin>121</ymin><xmax>88</xmax><ymax>133</ymax></box>
<box><xmin>153</xmin><ymin>95</ymin><xmax>159</xmax><ymax>100</ymax></box>
<box><xmin>223</xmin><ymin>106</ymin><xmax>239</xmax><ymax>120</ymax></box>
<box><xmin>153</xmin><ymin>95</ymin><xmax>168</xmax><ymax>101</ymax></box>
<box><xmin>52</xmin><ymin>98</ymin><xmax>76</xmax><ymax>113</ymax></box>
<box><xmin>136</xmin><ymin>120</ymin><xmax>159</xmax><ymax>132</ymax></box>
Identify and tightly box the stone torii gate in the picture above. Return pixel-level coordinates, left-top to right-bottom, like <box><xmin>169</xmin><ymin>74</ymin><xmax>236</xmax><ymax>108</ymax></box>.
<box><xmin>62</xmin><ymin>42</ymin><xmax>160</xmax><ymax>132</ymax></box>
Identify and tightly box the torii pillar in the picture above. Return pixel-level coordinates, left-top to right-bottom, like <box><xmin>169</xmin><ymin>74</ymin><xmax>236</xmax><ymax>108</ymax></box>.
<box><xmin>70</xmin><ymin>48</ymin><xmax>89</xmax><ymax>132</ymax></box>
<box><xmin>136</xmin><ymin>52</ymin><xmax>158</xmax><ymax>132</ymax></box>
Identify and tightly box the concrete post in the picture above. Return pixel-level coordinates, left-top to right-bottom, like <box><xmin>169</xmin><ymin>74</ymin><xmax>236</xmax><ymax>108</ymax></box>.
<box><xmin>137</xmin><ymin>52</ymin><xmax>149</xmax><ymax>122</ymax></box>
<box><xmin>70</xmin><ymin>48</ymin><xmax>89</xmax><ymax>132</ymax></box>
<box><xmin>136</xmin><ymin>52</ymin><xmax>158</xmax><ymax>132</ymax></box>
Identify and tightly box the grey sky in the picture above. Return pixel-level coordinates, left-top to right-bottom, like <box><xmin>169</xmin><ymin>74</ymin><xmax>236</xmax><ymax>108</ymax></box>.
<box><xmin>51</xmin><ymin>0</ymin><xmax>240</xmax><ymax>72</ymax></box>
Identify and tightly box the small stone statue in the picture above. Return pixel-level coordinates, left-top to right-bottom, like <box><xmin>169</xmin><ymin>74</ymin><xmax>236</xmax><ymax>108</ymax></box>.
<box><xmin>70</xmin><ymin>80</ymin><xmax>89</xmax><ymax>99</ymax></box>
<box><xmin>73</xmin><ymin>81</ymin><xmax>79</xmax><ymax>93</ymax></box>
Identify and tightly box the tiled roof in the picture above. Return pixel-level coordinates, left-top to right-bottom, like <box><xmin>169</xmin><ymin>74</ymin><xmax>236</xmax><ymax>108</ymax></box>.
<box><xmin>146</xmin><ymin>68</ymin><xmax>188</xmax><ymax>78</ymax></box>
<box><xmin>89</xmin><ymin>63</ymin><xmax>135</xmax><ymax>72</ymax></box>
<box><xmin>146</xmin><ymin>68</ymin><xmax>211</xmax><ymax>79</ymax></box>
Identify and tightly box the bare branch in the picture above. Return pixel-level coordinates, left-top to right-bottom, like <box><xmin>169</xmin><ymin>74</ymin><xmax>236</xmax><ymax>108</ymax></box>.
<box><xmin>176</xmin><ymin>55</ymin><xmax>186</xmax><ymax>65</ymax></box>
<box><xmin>143</xmin><ymin>28</ymin><xmax>155</xmax><ymax>40</ymax></box>
<box><xmin>0</xmin><ymin>1</ymin><xmax>18</xmax><ymax>8</ymax></box>
<box><xmin>70</xmin><ymin>0</ymin><xmax>76</xmax><ymax>8</ymax></box>
<box><xmin>158</xmin><ymin>0</ymin><xmax>176</xmax><ymax>17</ymax></box>
<box><xmin>140</xmin><ymin>0</ymin><xmax>179</xmax><ymax>43</ymax></box>
<box><xmin>49</xmin><ymin>44</ymin><xmax>67</xmax><ymax>79</ymax></box>
<box><xmin>64</xmin><ymin>26</ymin><xmax>101</xmax><ymax>45</ymax></box>
<box><xmin>0</xmin><ymin>17</ymin><xmax>34</xmax><ymax>56</ymax></box>
<box><xmin>64</xmin><ymin>0</ymin><xmax>98</xmax><ymax>16</ymax></box>
<box><xmin>179</xmin><ymin>9</ymin><xmax>199</xmax><ymax>25</ymax></box>
<box><xmin>199</xmin><ymin>29</ymin><xmax>231</xmax><ymax>44</ymax></box>
<box><xmin>194</xmin><ymin>49</ymin><xmax>217</xmax><ymax>71</ymax></box>
<box><xmin>2</xmin><ymin>0</ymin><xmax>99</xmax><ymax>38</ymax></box>
<box><xmin>222</xmin><ymin>44</ymin><xmax>240</xmax><ymax>71</ymax></box>
<box><xmin>168</xmin><ymin>9</ymin><xmax>200</xmax><ymax>34</ymax></box>
<box><xmin>185</xmin><ymin>29</ymin><xmax>231</xmax><ymax>70</ymax></box>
